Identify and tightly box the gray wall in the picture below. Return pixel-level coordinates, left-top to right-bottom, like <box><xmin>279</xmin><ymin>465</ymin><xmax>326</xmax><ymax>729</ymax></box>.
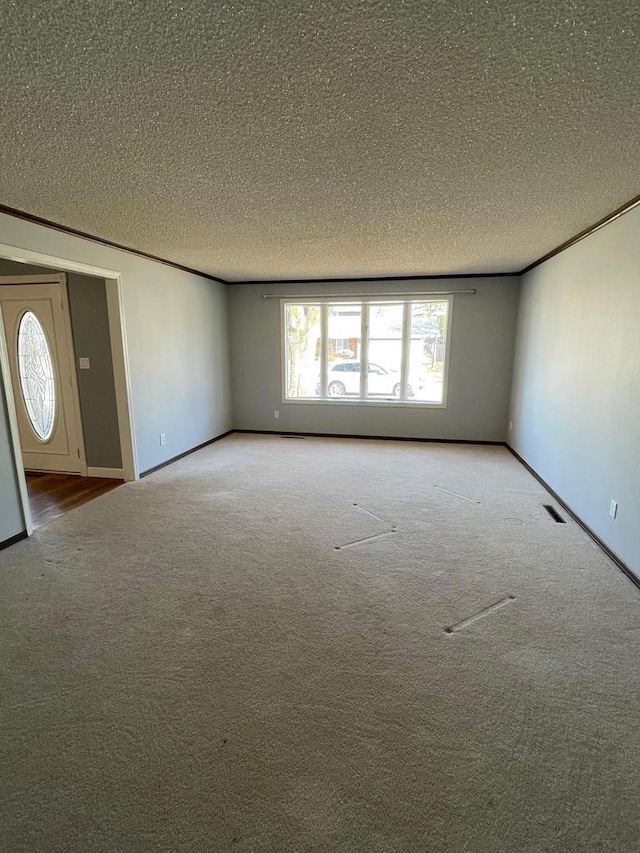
<box><xmin>229</xmin><ymin>277</ymin><xmax>520</xmax><ymax>441</ymax></box>
<box><xmin>0</xmin><ymin>381</ymin><xmax>25</xmax><ymax>542</ymax></box>
<box><xmin>67</xmin><ymin>274</ymin><xmax>122</xmax><ymax>469</ymax></box>
<box><xmin>0</xmin><ymin>261</ymin><xmax>122</xmax><ymax>469</ymax></box>
<box><xmin>124</xmin><ymin>265</ymin><xmax>231</xmax><ymax>474</ymax></box>
<box><xmin>0</xmin><ymin>262</ymin><xmax>60</xmax><ymax>276</ymax></box>
<box><xmin>509</xmin><ymin>206</ymin><xmax>640</xmax><ymax>575</ymax></box>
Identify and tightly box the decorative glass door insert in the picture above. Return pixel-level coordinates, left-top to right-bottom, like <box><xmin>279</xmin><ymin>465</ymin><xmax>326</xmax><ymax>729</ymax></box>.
<box><xmin>17</xmin><ymin>310</ymin><xmax>57</xmax><ymax>441</ymax></box>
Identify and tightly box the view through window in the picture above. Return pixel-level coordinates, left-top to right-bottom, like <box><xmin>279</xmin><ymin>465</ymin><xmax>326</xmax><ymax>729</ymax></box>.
<box><xmin>284</xmin><ymin>298</ymin><xmax>450</xmax><ymax>405</ymax></box>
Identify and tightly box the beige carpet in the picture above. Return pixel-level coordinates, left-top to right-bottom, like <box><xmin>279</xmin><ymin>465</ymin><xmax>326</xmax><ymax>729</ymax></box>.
<box><xmin>1</xmin><ymin>434</ymin><xmax>638</xmax><ymax>852</ymax></box>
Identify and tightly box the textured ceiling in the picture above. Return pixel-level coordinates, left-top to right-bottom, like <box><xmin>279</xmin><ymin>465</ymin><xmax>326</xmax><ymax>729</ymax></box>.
<box><xmin>1</xmin><ymin>1</ymin><xmax>639</xmax><ymax>281</ymax></box>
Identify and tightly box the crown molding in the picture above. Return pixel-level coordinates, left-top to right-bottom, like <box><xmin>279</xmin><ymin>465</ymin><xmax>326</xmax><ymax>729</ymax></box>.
<box><xmin>0</xmin><ymin>203</ymin><xmax>228</xmax><ymax>284</ymax></box>
<box><xmin>520</xmin><ymin>191</ymin><xmax>640</xmax><ymax>275</ymax></box>
<box><xmin>3</xmin><ymin>191</ymin><xmax>640</xmax><ymax>285</ymax></box>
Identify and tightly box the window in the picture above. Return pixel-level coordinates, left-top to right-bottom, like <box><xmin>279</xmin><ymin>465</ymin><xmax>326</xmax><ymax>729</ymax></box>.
<box><xmin>283</xmin><ymin>298</ymin><xmax>451</xmax><ymax>405</ymax></box>
<box><xmin>17</xmin><ymin>310</ymin><xmax>57</xmax><ymax>440</ymax></box>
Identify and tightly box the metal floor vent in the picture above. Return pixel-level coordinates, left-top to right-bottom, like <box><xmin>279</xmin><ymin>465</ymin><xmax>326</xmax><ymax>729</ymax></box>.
<box><xmin>543</xmin><ymin>504</ymin><xmax>566</xmax><ymax>523</ymax></box>
<box><xmin>281</xmin><ymin>434</ymin><xmax>305</xmax><ymax>439</ymax></box>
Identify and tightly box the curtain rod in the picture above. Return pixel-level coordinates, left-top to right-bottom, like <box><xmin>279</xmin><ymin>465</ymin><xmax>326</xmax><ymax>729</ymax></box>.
<box><xmin>261</xmin><ymin>289</ymin><xmax>476</xmax><ymax>299</ymax></box>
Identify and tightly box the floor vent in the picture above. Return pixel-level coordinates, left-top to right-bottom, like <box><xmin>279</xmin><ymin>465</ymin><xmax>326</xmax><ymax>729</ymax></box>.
<box><xmin>543</xmin><ymin>504</ymin><xmax>566</xmax><ymax>523</ymax></box>
<box><xmin>281</xmin><ymin>434</ymin><xmax>305</xmax><ymax>439</ymax></box>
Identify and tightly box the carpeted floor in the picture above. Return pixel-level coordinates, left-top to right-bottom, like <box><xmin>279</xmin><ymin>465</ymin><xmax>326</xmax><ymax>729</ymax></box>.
<box><xmin>1</xmin><ymin>434</ymin><xmax>638</xmax><ymax>852</ymax></box>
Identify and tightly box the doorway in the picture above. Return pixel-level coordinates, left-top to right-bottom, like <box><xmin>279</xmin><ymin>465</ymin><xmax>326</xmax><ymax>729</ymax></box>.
<box><xmin>0</xmin><ymin>272</ymin><xmax>124</xmax><ymax>528</ymax></box>
<box><xmin>0</xmin><ymin>252</ymin><xmax>137</xmax><ymax>536</ymax></box>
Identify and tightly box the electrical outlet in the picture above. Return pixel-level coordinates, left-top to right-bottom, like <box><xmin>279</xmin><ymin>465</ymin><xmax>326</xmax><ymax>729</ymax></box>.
<box><xmin>274</xmin><ymin>410</ymin><xmax>280</xmax><ymax>419</ymax></box>
<box><xmin>78</xmin><ymin>357</ymin><xmax>91</xmax><ymax>370</ymax></box>
<box><xmin>509</xmin><ymin>420</ymin><xmax>513</xmax><ymax>431</ymax></box>
<box><xmin>609</xmin><ymin>499</ymin><xmax>618</xmax><ymax>519</ymax></box>
<box><xmin>160</xmin><ymin>433</ymin><xmax>167</xmax><ymax>446</ymax></box>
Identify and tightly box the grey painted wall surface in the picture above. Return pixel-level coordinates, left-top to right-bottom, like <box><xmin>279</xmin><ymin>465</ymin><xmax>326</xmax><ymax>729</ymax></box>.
<box><xmin>67</xmin><ymin>274</ymin><xmax>122</xmax><ymax>469</ymax></box>
<box><xmin>0</xmin><ymin>261</ymin><xmax>58</xmax><ymax>277</ymax></box>
<box><xmin>509</xmin><ymin>206</ymin><xmax>640</xmax><ymax>575</ymax></box>
<box><xmin>0</xmin><ymin>211</ymin><xmax>232</xmax><ymax>508</ymax></box>
<box><xmin>125</xmin><ymin>265</ymin><xmax>231</xmax><ymax>473</ymax></box>
<box><xmin>229</xmin><ymin>277</ymin><xmax>520</xmax><ymax>441</ymax></box>
<box><xmin>0</xmin><ymin>381</ymin><xmax>25</xmax><ymax>541</ymax></box>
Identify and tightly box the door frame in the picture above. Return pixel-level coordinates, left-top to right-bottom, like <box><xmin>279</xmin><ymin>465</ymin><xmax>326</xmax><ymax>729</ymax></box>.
<box><xmin>0</xmin><ymin>273</ymin><xmax>88</xmax><ymax>476</ymax></box>
<box><xmin>0</xmin><ymin>242</ymin><xmax>138</xmax><ymax>534</ymax></box>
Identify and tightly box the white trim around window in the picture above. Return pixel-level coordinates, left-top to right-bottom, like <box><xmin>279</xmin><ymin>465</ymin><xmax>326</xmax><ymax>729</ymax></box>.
<box><xmin>281</xmin><ymin>296</ymin><xmax>453</xmax><ymax>408</ymax></box>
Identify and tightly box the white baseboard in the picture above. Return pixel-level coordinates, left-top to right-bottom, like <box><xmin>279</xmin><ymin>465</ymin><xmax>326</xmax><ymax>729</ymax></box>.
<box><xmin>86</xmin><ymin>466</ymin><xmax>125</xmax><ymax>479</ymax></box>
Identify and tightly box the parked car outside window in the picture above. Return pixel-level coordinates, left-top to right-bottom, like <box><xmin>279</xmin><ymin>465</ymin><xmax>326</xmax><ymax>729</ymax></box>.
<box><xmin>317</xmin><ymin>360</ymin><xmax>424</xmax><ymax>398</ymax></box>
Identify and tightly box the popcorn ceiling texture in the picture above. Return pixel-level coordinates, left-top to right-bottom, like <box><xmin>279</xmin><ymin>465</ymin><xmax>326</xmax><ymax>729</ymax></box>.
<box><xmin>1</xmin><ymin>0</ymin><xmax>639</xmax><ymax>281</ymax></box>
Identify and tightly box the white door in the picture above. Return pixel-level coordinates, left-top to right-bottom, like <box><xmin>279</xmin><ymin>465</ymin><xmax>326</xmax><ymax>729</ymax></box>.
<box><xmin>0</xmin><ymin>280</ymin><xmax>85</xmax><ymax>473</ymax></box>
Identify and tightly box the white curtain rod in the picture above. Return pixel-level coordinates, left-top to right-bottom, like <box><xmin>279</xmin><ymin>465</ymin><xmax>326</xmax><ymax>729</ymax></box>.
<box><xmin>261</xmin><ymin>289</ymin><xmax>476</xmax><ymax>299</ymax></box>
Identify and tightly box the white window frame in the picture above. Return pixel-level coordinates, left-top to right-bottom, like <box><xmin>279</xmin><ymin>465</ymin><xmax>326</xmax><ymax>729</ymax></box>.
<box><xmin>281</xmin><ymin>296</ymin><xmax>453</xmax><ymax>408</ymax></box>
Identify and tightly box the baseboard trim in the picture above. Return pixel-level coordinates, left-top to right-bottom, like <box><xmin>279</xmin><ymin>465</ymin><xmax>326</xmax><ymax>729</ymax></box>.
<box><xmin>506</xmin><ymin>444</ymin><xmax>639</xmax><ymax>590</ymax></box>
<box><xmin>135</xmin><ymin>429</ymin><xmax>638</xmax><ymax>590</ymax></box>
<box><xmin>233</xmin><ymin>429</ymin><xmax>505</xmax><ymax>446</ymax></box>
<box><xmin>0</xmin><ymin>530</ymin><xmax>28</xmax><ymax>551</ymax></box>
<box><xmin>140</xmin><ymin>429</ymin><xmax>503</xmax><ymax>478</ymax></box>
<box><xmin>140</xmin><ymin>430</ymin><xmax>234</xmax><ymax>478</ymax></box>
<box><xmin>86</xmin><ymin>467</ymin><xmax>126</xmax><ymax>479</ymax></box>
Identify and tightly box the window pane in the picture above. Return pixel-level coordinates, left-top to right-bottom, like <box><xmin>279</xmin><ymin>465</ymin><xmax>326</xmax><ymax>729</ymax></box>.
<box><xmin>327</xmin><ymin>305</ymin><xmax>361</xmax><ymax>397</ymax></box>
<box><xmin>285</xmin><ymin>304</ymin><xmax>321</xmax><ymax>398</ymax></box>
<box><xmin>367</xmin><ymin>304</ymin><xmax>403</xmax><ymax>398</ymax></box>
<box><xmin>17</xmin><ymin>310</ymin><xmax>56</xmax><ymax>441</ymax></box>
<box><xmin>407</xmin><ymin>301</ymin><xmax>449</xmax><ymax>403</ymax></box>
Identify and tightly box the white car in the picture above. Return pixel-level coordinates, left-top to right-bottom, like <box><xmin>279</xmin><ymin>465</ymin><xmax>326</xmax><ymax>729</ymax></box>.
<box><xmin>324</xmin><ymin>360</ymin><xmax>422</xmax><ymax>397</ymax></box>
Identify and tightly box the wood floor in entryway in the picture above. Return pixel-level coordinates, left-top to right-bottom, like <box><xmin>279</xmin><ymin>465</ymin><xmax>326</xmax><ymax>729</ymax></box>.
<box><xmin>26</xmin><ymin>473</ymin><xmax>122</xmax><ymax>529</ymax></box>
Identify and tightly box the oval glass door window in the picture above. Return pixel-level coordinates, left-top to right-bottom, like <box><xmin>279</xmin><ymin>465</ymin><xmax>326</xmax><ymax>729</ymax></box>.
<box><xmin>17</xmin><ymin>311</ymin><xmax>57</xmax><ymax>441</ymax></box>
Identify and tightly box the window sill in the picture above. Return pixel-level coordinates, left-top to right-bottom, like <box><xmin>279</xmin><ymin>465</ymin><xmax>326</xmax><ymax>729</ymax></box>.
<box><xmin>282</xmin><ymin>397</ymin><xmax>448</xmax><ymax>409</ymax></box>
